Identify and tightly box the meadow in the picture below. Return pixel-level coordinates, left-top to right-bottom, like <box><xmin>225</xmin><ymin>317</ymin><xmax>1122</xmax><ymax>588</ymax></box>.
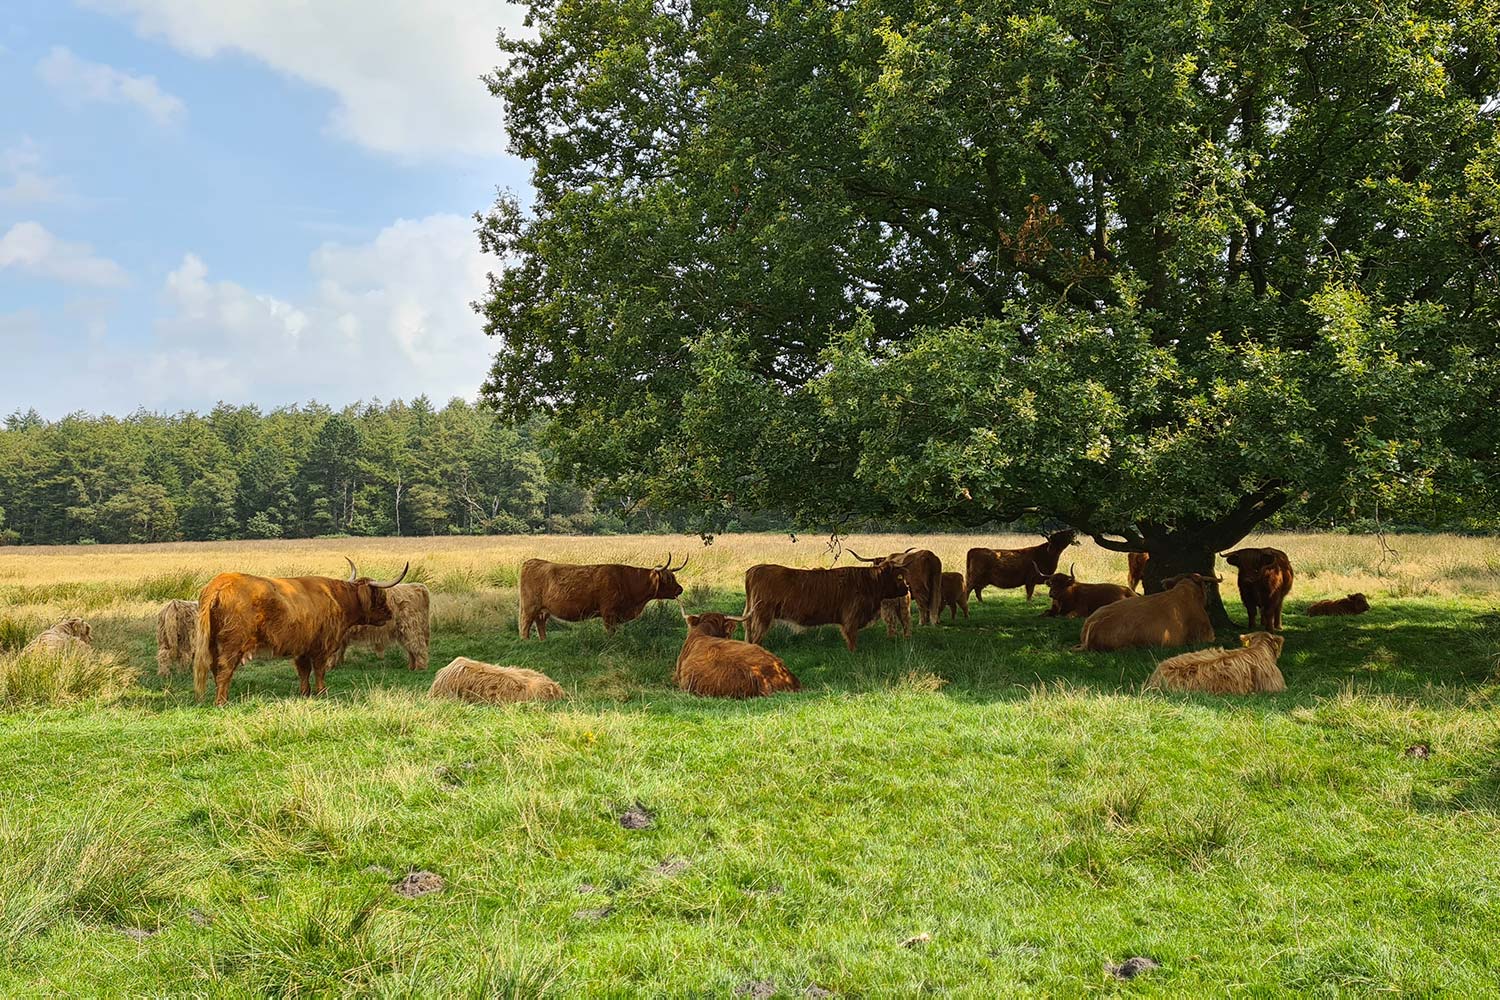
<box><xmin>1</xmin><ymin>532</ymin><xmax>1498</xmax><ymax>997</ymax></box>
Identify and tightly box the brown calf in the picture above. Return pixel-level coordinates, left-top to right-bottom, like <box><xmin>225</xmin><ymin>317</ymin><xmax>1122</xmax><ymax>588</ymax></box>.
<box><xmin>1221</xmin><ymin>547</ymin><xmax>1294</xmax><ymax>631</ymax></box>
<box><xmin>1307</xmin><ymin>593</ymin><xmax>1369</xmax><ymax>616</ymax></box>
<box><xmin>938</xmin><ymin>571</ymin><xmax>969</xmax><ymax>621</ymax></box>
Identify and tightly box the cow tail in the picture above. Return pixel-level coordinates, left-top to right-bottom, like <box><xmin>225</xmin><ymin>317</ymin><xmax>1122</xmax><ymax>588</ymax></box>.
<box><xmin>193</xmin><ymin>592</ymin><xmax>218</xmax><ymax>699</ymax></box>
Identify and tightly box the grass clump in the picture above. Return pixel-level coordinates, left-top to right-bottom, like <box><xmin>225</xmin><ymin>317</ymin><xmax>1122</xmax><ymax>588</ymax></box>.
<box><xmin>0</xmin><ymin>645</ymin><xmax>137</xmax><ymax>707</ymax></box>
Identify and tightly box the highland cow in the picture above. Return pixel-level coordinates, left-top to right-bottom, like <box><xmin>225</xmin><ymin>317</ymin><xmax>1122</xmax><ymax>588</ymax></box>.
<box><xmin>1221</xmin><ymin>546</ymin><xmax>1295</xmax><ymax>631</ymax></box>
<box><xmin>427</xmin><ymin>657</ymin><xmax>564</xmax><ymax>704</ymax></box>
<box><xmin>1040</xmin><ymin>564</ymin><xmax>1135</xmax><ymax>618</ymax></box>
<box><xmin>742</xmin><ymin>559</ymin><xmax>909</xmax><ymax>651</ymax></box>
<box><xmin>674</xmin><ymin>608</ymin><xmax>801</xmax><ymax>698</ymax></box>
<box><xmin>156</xmin><ymin>599</ymin><xmax>198</xmax><ymax>676</ymax></box>
<box><xmin>519</xmin><ymin>554</ymin><xmax>687</xmax><ymax>639</ymax></box>
<box><xmin>966</xmin><ymin>529</ymin><xmax>1079</xmax><ymax>602</ymax></box>
<box><xmin>23</xmin><ymin>617</ymin><xmax>93</xmax><ymax>654</ymax></box>
<box><xmin>1307</xmin><ymin>593</ymin><xmax>1370</xmax><ymax>616</ymax></box>
<box><xmin>1076</xmin><ymin>574</ymin><xmax>1218</xmax><ymax>652</ymax></box>
<box><xmin>938</xmin><ymin>571</ymin><xmax>969</xmax><ymax>621</ymax></box>
<box><xmin>1145</xmin><ymin>632</ymin><xmax>1287</xmax><ymax>695</ymax></box>
<box><xmin>341</xmin><ymin>583</ymin><xmax>431</xmax><ymax>671</ymax></box>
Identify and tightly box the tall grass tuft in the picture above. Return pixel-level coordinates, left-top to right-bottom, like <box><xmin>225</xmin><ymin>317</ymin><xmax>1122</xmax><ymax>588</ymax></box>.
<box><xmin>127</xmin><ymin>570</ymin><xmax>210</xmax><ymax>603</ymax></box>
<box><xmin>0</xmin><ymin>617</ymin><xmax>34</xmax><ymax>653</ymax></box>
<box><xmin>218</xmin><ymin>892</ymin><xmax>408</xmax><ymax>996</ymax></box>
<box><xmin>0</xmin><ymin>646</ymin><xmax>138</xmax><ymax>707</ymax></box>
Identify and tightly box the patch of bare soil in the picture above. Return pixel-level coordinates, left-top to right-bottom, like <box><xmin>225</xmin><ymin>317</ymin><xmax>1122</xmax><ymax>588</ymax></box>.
<box><xmin>619</xmin><ymin>802</ymin><xmax>654</xmax><ymax>829</ymax></box>
<box><xmin>1105</xmin><ymin>957</ymin><xmax>1160</xmax><ymax>980</ymax></box>
<box><xmin>734</xmin><ymin>980</ymin><xmax>776</xmax><ymax>999</ymax></box>
<box><xmin>393</xmin><ymin>870</ymin><xmax>446</xmax><ymax>898</ymax></box>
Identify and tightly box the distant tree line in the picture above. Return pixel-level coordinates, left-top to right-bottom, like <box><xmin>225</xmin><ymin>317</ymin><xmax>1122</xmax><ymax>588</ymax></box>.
<box><xmin>0</xmin><ymin>398</ymin><xmax>699</xmax><ymax>546</ymax></box>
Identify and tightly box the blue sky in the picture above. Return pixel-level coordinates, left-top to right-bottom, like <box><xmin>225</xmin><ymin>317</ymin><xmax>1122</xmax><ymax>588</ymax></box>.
<box><xmin>1</xmin><ymin>0</ymin><xmax>532</xmax><ymax>417</ymax></box>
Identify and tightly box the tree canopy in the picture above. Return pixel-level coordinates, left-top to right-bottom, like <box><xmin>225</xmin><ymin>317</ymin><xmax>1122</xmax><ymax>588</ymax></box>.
<box><xmin>479</xmin><ymin>0</ymin><xmax>1500</xmax><ymax>589</ymax></box>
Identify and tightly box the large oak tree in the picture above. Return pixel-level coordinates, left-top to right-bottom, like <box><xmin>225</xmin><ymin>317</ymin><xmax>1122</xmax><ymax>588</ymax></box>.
<box><xmin>478</xmin><ymin>0</ymin><xmax>1500</xmax><ymax>616</ymax></box>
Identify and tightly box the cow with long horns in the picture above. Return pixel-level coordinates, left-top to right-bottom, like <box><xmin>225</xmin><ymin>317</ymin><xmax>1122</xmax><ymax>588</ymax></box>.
<box><xmin>193</xmin><ymin>558</ymin><xmax>409</xmax><ymax>706</ymax></box>
<box><xmin>518</xmin><ymin>553</ymin><xmax>688</xmax><ymax>639</ymax></box>
<box><xmin>849</xmin><ymin>547</ymin><xmax>943</xmax><ymax>638</ymax></box>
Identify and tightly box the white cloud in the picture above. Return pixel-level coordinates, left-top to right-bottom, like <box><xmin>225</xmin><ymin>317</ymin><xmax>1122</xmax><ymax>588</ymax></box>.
<box><xmin>130</xmin><ymin>213</ymin><xmax>493</xmax><ymax>409</ymax></box>
<box><xmin>81</xmin><ymin>1</ymin><xmax>523</xmax><ymax>158</ymax></box>
<box><xmin>36</xmin><ymin>46</ymin><xmax>186</xmax><ymax>125</ymax></box>
<box><xmin>0</xmin><ymin>222</ymin><xmax>129</xmax><ymax>287</ymax></box>
<box><xmin>0</xmin><ymin>138</ymin><xmax>69</xmax><ymax>206</ymax></box>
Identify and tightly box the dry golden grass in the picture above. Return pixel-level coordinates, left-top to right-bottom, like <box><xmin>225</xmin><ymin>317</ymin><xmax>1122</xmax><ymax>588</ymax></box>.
<box><xmin>0</xmin><ymin>531</ymin><xmax>1493</xmax><ymax>629</ymax></box>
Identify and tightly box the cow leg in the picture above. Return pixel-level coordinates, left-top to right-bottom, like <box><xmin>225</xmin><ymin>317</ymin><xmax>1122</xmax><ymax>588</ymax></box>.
<box><xmin>213</xmin><ymin>656</ymin><xmax>236</xmax><ymax>707</ymax></box>
<box><xmin>840</xmin><ymin>619</ymin><xmax>859</xmax><ymax>652</ymax></box>
<box><xmin>294</xmin><ymin>656</ymin><xmax>314</xmax><ymax>697</ymax></box>
<box><xmin>1025</xmin><ymin>581</ymin><xmax>1036</xmax><ymax>601</ymax></box>
<box><xmin>313</xmin><ymin>656</ymin><xmax>331</xmax><ymax>696</ymax></box>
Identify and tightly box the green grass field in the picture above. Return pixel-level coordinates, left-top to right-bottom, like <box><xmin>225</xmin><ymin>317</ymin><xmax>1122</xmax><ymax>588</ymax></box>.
<box><xmin>2</xmin><ymin>533</ymin><xmax>1498</xmax><ymax>997</ymax></box>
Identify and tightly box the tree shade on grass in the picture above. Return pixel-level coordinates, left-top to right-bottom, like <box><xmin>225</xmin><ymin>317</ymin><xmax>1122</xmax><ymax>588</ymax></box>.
<box><xmin>478</xmin><ymin>0</ymin><xmax>1500</xmax><ymax>622</ymax></box>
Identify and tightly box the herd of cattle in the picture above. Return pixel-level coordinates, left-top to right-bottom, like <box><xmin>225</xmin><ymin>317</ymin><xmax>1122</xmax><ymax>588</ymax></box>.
<box><xmin>22</xmin><ymin>532</ymin><xmax>1373</xmax><ymax>705</ymax></box>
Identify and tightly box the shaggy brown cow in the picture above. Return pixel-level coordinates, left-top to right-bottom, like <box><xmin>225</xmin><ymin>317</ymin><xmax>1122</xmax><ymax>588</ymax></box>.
<box><xmin>674</xmin><ymin>607</ymin><xmax>801</xmax><ymax>698</ymax></box>
<box><xmin>24</xmin><ymin>618</ymin><xmax>93</xmax><ymax>654</ymax></box>
<box><xmin>156</xmin><ymin>599</ymin><xmax>198</xmax><ymax>675</ymax></box>
<box><xmin>1221</xmin><ymin>547</ymin><xmax>1294</xmax><ymax>630</ymax></box>
<box><xmin>966</xmin><ymin>529</ymin><xmax>1079</xmax><ymax>602</ymax></box>
<box><xmin>341</xmin><ymin>583</ymin><xmax>431</xmax><ymax>670</ymax></box>
<box><xmin>428</xmin><ymin>657</ymin><xmax>564</xmax><ymax>704</ymax></box>
<box><xmin>743</xmin><ymin>559</ymin><xmax>909</xmax><ymax>651</ymax></box>
<box><xmin>1145</xmin><ymin>632</ymin><xmax>1286</xmax><ymax>695</ymax></box>
<box><xmin>1076</xmin><ymin>573</ymin><xmax>1218</xmax><ymax>652</ymax></box>
<box><xmin>193</xmin><ymin>558</ymin><xmax>408</xmax><ymax>706</ymax></box>
<box><xmin>518</xmin><ymin>554</ymin><xmax>687</xmax><ymax>639</ymax></box>
<box><xmin>1307</xmin><ymin>593</ymin><xmax>1370</xmax><ymax>617</ymax></box>
<box><xmin>1041</xmin><ymin>564</ymin><xmax>1135</xmax><ymax>618</ymax></box>
<box><xmin>938</xmin><ymin>571</ymin><xmax>969</xmax><ymax>621</ymax></box>
<box><xmin>851</xmin><ymin>548</ymin><xmax>943</xmax><ymax>633</ymax></box>
<box><xmin>1127</xmin><ymin>552</ymin><xmax>1150</xmax><ymax>592</ymax></box>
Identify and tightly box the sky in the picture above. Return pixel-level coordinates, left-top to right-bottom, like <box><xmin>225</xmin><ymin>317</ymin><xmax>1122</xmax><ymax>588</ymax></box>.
<box><xmin>1</xmin><ymin>0</ymin><xmax>533</xmax><ymax>418</ymax></box>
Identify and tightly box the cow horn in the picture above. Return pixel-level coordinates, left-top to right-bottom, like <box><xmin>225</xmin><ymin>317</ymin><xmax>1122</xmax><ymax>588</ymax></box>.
<box><xmin>370</xmin><ymin>562</ymin><xmax>409</xmax><ymax>589</ymax></box>
<box><xmin>671</xmin><ymin>553</ymin><xmax>690</xmax><ymax>572</ymax></box>
<box><xmin>725</xmin><ymin>614</ymin><xmax>746</xmax><ymax>622</ymax></box>
<box><xmin>1069</xmin><ymin>562</ymin><xmax>1076</xmax><ymax>580</ymax></box>
<box><xmin>677</xmin><ymin>601</ymin><xmax>691</xmax><ymax>620</ymax></box>
<box><xmin>345</xmin><ymin>557</ymin><xmax>358</xmax><ymax>582</ymax></box>
<box><xmin>845</xmin><ymin>548</ymin><xmax>878</xmax><ymax>563</ymax></box>
<box><xmin>657</xmin><ymin>551</ymin><xmax>673</xmax><ymax>572</ymax></box>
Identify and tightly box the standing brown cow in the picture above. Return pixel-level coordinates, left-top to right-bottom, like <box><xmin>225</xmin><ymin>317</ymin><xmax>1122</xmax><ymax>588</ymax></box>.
<box><xmin>742</xmin><ymin>559</ymin><xmax>909</xmax><ymax>651</ymax></box>
<box><xmin>1127</xmin><ymin>552</ymin><xmax>1150</xmax><ymax>592</ymax></box>
<box><xmin>1221</xmin><ymin>547</ymin><xmax>1294</xmax><ymax>631</ymax></box>
<box><xmin>518</xmin><ymin>554</ymin><xmax>687</xmax><ymax>639</ymax></box>
<box><xmin>193</xmin><ymin>559</ymin><xmax>408</xmax><ymax>706</ymax></box>
<box><xmin>966</xmin><ymin>529</ymin><xmax>1079</xmax><ymax>602</ymax></box>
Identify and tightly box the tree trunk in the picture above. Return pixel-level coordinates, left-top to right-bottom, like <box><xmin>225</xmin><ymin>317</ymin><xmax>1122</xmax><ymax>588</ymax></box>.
<box><xmin>1140</xmin><ymin>535</ymin><xmax>1235</xmax><ymax>630</ymax></box>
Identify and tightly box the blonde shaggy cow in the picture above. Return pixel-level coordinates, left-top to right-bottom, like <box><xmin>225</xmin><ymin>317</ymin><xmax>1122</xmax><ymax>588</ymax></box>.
<box><xmin>156</xmin><ymin>599</ymin><xmax>199</xmax><ymax>676</ymax></box>
<box><xmin>1145</xmin><ymin>632</ymin><xmax>1287</xmax><ymax>695</ymax></box>
<box><xmin>427</xmin><ymin>657</ymin><xmax>564</xmax><ymax>704</ymax></box>
<box><xmin>24</xmin><ymin>618</ymin><xmax>93</xmax><ymax>654</ymax></box>
<box><xmin>341</xmin><ymin>583</ymin><xmax>431</xmax><ymax>671</ymax></box>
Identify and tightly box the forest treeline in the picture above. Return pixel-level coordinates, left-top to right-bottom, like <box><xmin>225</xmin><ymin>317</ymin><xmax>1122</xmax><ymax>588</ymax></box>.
<box><xmin>0</xmin><ymin>398</ymin><xmax>697</xmax><ymax>546</ymax></box>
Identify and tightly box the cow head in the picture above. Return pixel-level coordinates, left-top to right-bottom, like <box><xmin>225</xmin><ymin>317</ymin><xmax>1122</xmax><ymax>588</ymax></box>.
<box><xmin>1044</xmin><ymin>528</ymin><xmax>1080</xmax><ymax>552</ymax></box>
<box><xmin>651</xmin><ymin>552</ymin><xmax>689</xmax><ymax>599</ymax></box>
<box><xmin>1348</xmin><ymin>592</ymin><xmax>1370</xmax><ymax>612</ymax></box>
<box><xmin>1160</xmin><ymin>572</ymin><xmax>1221</xmax><ymax>604</ymax></box>
<box><xmin>1239</xmin><ymin>632</ymin><xmax>1285</xmax><ymax>657</ymax></box>
<box><xmin>54</xmin><ymin>618</ymin><xmax>92</xmax><ymax>642</ymax></box>
<box><xmin>344</xmin><ymin>558</ymin><xmax>410</xmax><ymax>625</ymax></box>
<box><xmin>678</xmin><ymin>604</ymin><xmax>743</xmax><ymax>639</ymax></box>
<box><xmin>1040</xmin><ymin>562</ymin><xmax>1077</xmax><ymax>594</ymax></box>
<box><xmin>847</xmin><ymin>549</ymin><xmax>910</xmax><ymax>598</ymax></box>
<box><xmin>1221</xmin><ymin>548</ymin><xmax>1273</xmax><ymax>574</ymax></box>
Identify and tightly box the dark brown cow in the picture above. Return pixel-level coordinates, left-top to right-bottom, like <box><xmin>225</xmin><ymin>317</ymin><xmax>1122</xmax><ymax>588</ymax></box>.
<box><xmin>1075</xmin><ymin>572</ymin><xmax>1218</xmax><ymax>652</ymax></box>
<box><xmin>1307</xmin><ymin>593</ymin><xmax>1370</xmax><ymax>617</ymax></box>
<box><xmin>1040</xmin><ymin>563</ymin><xmax>1135</xmax><ymax>618</ymax></box>
<box><xmin>966</xmin><ymin>529</ymin><xmax>1079</xmax><ymax>602</ymax></box>
<box><xmin>938</xmin><ymin>571</ymin><xmax>970</xmax><ymax>621</ymax></box>
<box><xmin>743</xmin><ymin>560</ymin><xmax>909</xmax><ymax>651</ymax></box>
<box><xmin>518</xmin><ymin>554</ymin><xmax>687</xmax><ymax>639</ymax></box>
<box><xmin>1221</xmin><ymin>547</ymin><xmax>1294</xmax><ymax>631</ymax></box>
<box><xmin>1127</xmin><ymin>552</ymin><xmax>1150</xmax><ymax>592</ymax></box>
<box><xmin>193</xmin><ymin>559</ymin><xmax>408</xmax><ymax>706</ymax></box>
<box><xmin>849</xmin><ymin>547</ymin><xmax>943</xmax><ymax>629</ymax></box>
<box><xmin>674</xmin><ymin>608</ymin><xmax>801</xmax><ymax>698</ymax></box>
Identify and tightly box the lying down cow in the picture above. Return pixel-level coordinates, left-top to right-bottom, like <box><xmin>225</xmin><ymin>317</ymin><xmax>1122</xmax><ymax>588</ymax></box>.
<box><xmin>1075</xmin><ymin>573</ymin><xmax>1218</xmax><ymax>652</ymax></box>
<box><xmin>518</xmin><ymin>554</ymin><xmax>686</xmax><ymax>638</ymax></box>
<box><xmin>674</xmin><ymin>607</ymin><xmax>800</xmax><ymax>698</ymax></box>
